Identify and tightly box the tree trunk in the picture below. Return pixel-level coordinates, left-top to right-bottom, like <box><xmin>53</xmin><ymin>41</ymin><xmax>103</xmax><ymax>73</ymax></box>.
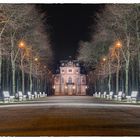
<box><xmin>0</xmin><ymin>37</ymin><xmax>2</xmax><ymax>94</ymax></box>
<box><xmin>29</xmin><ymin>60</ymin><xmax>33</xmax><ymax>93</ymax></box>
<box><xmin>136</xmin><ymin>15</ymin><xmax>140</xmax><ymax>92</ymax></box>
<box><xmin>11</xmin><ymin>58</ymin><xmax>16</xmax><ymax>96</ymax></box>
<box><xmin>108</xmin><ymin>62</ymin><xmax>111</xmax><ymax>93</ymax></box>
<box><xmin>11</xmin><ymin>36</ymin><xmax>16</xmax><ymax>96</ymax></box>
<box><xmin>125</xmin><ymin>61</ymin><xmax>129</xmax><ymax>95</ymax></box>
<box><xmin>21</xmin><ymin>62</ymin><xmax>25</xmax><ymax>94</ymax></box>
<box><xmin>116</xmin><ymin>59</ymin><xmax>120</xmax><ymax>94</ymax></box>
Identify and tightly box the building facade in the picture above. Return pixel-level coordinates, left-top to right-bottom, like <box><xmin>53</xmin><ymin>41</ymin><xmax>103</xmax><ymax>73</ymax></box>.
<box><xmin>53</xmin><ymin>60</ymin><xmax>87</xmax><ymax>96</ymax></box>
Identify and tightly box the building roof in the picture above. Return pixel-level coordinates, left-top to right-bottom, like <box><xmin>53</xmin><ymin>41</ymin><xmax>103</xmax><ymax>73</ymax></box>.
<box><xmin>60</xmin><ymin>60</ymin><xmax>80</xmax><ymax>67</ymax></box>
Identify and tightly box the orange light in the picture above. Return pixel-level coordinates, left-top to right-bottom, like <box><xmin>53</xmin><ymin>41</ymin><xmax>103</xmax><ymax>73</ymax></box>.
<box><xmin>116</xmin><ymin>41</ymin><xmax>122</xmax><ymax>48</ymax></box>
<box><xmin>19</xmin><ymin>41</ymin><xmax>25</xmax><ymax>49</ymax></box>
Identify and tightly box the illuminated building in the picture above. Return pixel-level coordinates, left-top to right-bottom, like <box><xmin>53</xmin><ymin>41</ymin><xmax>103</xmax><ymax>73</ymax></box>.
<box><xmin>53</xmin><ymin>60</ymin><xmax>87</xmax><ymax>95</ymax></box>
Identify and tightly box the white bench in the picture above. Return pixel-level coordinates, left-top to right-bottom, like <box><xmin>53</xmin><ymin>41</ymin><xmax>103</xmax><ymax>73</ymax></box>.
<box><xmin>102</xmin><ymin>91</ymin><xmax>107</xmax><ymax>98</ymax></box>
<box><xmin>98</xmin><ymin>92</ymin><xmax>101</xmax><ymax>98</ymax></box>
<box><xmin>27</xmin><ymin>92</ymin><xmax>34</xmax><ymax>100</ymax></box>
<box><xmin>114</xmin><ymin>91</ymin><xmax>123</xmax><ymax>101</ymax></box>
<box><xmin>34</xmin><ymin>91</ymin><xmax>39</xmax><ymax>98</ymax></box>
<box><xmin>39</xmin><ymin>92</ymin><xmax>45</xmax><ymax>97</ymax></box>
<box><xmin>18</xmin><ymin>91</ymin><xmax>27</xmax><ymax>101</ymax></box>
<box><xmin>93</xmin><ymin>92</ymin><xmax>98</xmax><ymax>97</ymax></box>
<box><xmin>106</xmin><ymin>91</ymin><xmax>114</xmax><ymax>100</ymax></box>
<box><xmin>43</xmin><ymin>92</ymin><xmax>47</xmax><ymax>97</ymax></box>
<box><xmin>3</xmin><ymin>91</ymin><xmax>15</xmax><ymax>103</ymax></box>
<box><xmin>126</xmin><ymin>91</ymin><xmax>138</xmax><ymax>103</ymax></box>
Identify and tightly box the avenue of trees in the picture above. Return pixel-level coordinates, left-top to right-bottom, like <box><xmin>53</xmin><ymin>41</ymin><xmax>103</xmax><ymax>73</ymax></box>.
<box><xmin>77</xmin><ymin>4</ymin><xmax>140</xmax><ymax>96</ymax></box>
<box><xmin>0</xmin><ymin>4</ymin><xmax>53</xmax><ymax>96</ymax></box>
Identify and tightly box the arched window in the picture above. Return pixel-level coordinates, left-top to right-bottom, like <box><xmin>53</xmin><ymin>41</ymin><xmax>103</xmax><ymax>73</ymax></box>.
<box><xmin>68</xmin><ymin>77</ymin><xmax>72</xmax><ymax>83</ymax></box>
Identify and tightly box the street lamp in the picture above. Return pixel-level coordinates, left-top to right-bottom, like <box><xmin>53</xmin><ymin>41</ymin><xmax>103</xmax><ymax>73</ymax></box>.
<box><xmin>19</xmin><ymin>41</ymin><xmax>25</xmax><ymax>49</ymax></box>
<box><xmin>102</xmin><ymin>57</ymin><xmax>107</xmax><ymax>62</ymax></box>
<box><xmin>34</xmin><ymin>57</ymin><xmax>38</xmax><ymax>62</ymax></box>
<box><xmin>115</xmin><ymin>41</ymin><xmax>122</xmax><ymax>49</ymax></box>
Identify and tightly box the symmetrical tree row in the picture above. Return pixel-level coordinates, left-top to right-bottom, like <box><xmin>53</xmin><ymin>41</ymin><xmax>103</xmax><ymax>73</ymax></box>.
<box><xmin>0</xmin><ymin>4</ymin><xmax>53</xmax><ymax>96</ymax></box>
<box><xmin>78</xmin><ymin>4</ymin><xmax>140</xmax><ymax>95</ymax></box>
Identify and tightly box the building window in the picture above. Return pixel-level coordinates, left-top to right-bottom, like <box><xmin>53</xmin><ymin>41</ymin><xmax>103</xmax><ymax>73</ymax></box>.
<box><xmin>82</xmin><ymin>77</ymin><xmax>85</xmax><ymax>84</ymax></box>
<box><xmin>68</xmin><ymin>77</ymin><xmax>72</xmax><ymax>83</ymax></box>
<box><xmin>61</xmin><ymin>69</ymin><xmax>64</xmax><ymax>73</ymax></box>
<box><xmin>68</xmin><ymin>69</ymin><xmax>72</xmax><ymax>72</ymax></box>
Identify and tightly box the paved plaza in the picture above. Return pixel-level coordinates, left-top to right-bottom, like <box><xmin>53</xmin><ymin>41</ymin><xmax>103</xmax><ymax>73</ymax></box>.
<box><xmin>0</xmin><ymin>96</ymin><xmax>140</xmax><ymax>136</ymax></box>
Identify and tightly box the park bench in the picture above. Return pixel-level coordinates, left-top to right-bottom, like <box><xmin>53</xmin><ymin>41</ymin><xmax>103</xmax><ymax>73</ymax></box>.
<box><xmin>34</xmin><ymin>91</ymin><xmax>39</xmax><ymax>98</ymax></box>
<box><xmin>2</xmin><ymin>91</ymin><xmax>15</xmax><ymax>103</ymax></box>
<box><xmin>18</xmin><ymin>91</ymin><xmax>27</xmax><ymax>101</ymax></box>
<box><xmin>39</xmin><ymin>92</ymin><xmax>45</xmax><ymax>97</ymax></box>
<box><xmin>126</xmin><ymin>91</ymin><xmax>138</xmax><ymax>103</ymax></box>
<box><xmin>102</xmin><ymin>91</ymin><xmax>107</xmax><ymax>98</ymax></box>
<box><xmin>106</xmin><ymin>91</ymin><xmax>114</xmax><ymax>100</ymax></box>
<box><xmin>98</xmin><ymin>92</ymin><xmax>101</xmax><ymax>98</ymax></box>
<box><xmin>93</xmin><ymin>92</ymin><xmax>97</xmax><ymax>97</ymax></box>
<box><xmin>43</xmin><ymin>92</ymin><xmax>47</xmax><ymax>97</ymax></box>
<box><xmin>94</xmin><ymin>92</ymin><xmax>101</xmax><ymax>98</ymax></box>
<box><xmin>27</xmin><ymin>92</ymin><xmax>34</xmax><ymax>100</ymax></box>
<box><xmin>114</xmin><ymin>91</ymin><xmax>123</xmax><ymax>101</ymax></box>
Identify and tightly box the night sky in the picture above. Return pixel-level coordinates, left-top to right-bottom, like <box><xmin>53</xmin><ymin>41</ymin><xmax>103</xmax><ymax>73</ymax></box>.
<box><xmin>38</xmin><ymin>4</ymin><xmax>104</xmax><ymax>65</ymax></box>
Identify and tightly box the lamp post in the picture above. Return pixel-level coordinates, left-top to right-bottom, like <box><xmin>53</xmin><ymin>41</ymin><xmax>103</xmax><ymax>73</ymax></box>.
<box><xmin>115</xmin><ymin>41</ymin><xmax>122</xmax><ymax>49</ymax></box>
<box><xmin>115</xmin><ymin>40</ymin><xmax>122</xmax><ymax>94</ymax></box>
<box><xmin>19</xmin><ymin>41</ymin><xmax>26</xmax><ymax>95</ymax></box>
<box><xmin>34</xmin><ymin>57</ymin><xmax>39</xmax><ymax>92</ymax></box>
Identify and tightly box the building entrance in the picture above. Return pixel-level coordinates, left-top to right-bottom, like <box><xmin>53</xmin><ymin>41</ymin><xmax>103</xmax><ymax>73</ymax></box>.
<box><xmin>66</xmin><ymin>83</ymin><xmax>76</xmax><ymax>95</ymax></box>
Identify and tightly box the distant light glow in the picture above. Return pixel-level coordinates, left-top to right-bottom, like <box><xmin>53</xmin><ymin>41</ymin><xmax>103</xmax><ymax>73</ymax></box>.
<box><xmin>116</xmin><ymin>41</ymin><xmax>122</xmax><ymax>48</ymax></box>
<box><xmin>103</xmin><ymin>57</ymin><xmax>106</xmax><ymax>62</ymax></box>
<box><xmin>72</xmin><ymin>86</ymin><xmax>76</xmax><ymax>89</ymax></box>
<box><xmin>19</xmin><ymin>41</ymin><xmax>25</xmax><ymax>49</ymax></box>
<box><xmin>34</xmin><ymin>57</ymin><xmax>38</xmax><ymax>61</ymax></box>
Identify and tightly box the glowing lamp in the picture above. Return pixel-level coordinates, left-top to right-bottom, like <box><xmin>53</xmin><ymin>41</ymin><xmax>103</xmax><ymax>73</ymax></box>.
<box><xmin>116</xmin><ymin>41</ymin><xmax>122</xmax><ymax>48</ymax></box>
<box><xmin>19</xmin><ymin>41</ymin><xmax>25</xmax><ymax>49</ymax></box>
<box><xmin>34</xmin><ymin>57</ymin><xmax>38</xmax><ymax>61</ymax></box>
<box><xmin>73</xmin><ymin>86</ymin><xmax>76</xmax><ymax>89</ymax></box>
<box><xmin>103</xmin><ymin>57</ymin><xmax>106</xmax><ymax>62</ymax></box>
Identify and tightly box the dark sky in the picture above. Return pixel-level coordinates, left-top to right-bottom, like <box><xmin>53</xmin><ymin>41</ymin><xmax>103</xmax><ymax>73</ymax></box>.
<box><xmin>38</xmin><ymin>4</ymin><xmax>104</xmax><ymax>64</ymax></box>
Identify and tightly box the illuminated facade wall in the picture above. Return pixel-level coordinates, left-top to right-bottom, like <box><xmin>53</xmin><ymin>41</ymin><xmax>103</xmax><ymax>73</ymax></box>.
<box><xmin>53</xmin><ymin>60</ymin><xmax>87</xmax><ymax>96</ymax></box>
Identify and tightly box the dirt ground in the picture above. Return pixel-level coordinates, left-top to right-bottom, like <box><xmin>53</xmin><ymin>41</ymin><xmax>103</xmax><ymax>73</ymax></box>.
<box><xmin>0</xmin><ymin>96</ymin><xmax>140</xmax><ymax>136</ymax></box>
